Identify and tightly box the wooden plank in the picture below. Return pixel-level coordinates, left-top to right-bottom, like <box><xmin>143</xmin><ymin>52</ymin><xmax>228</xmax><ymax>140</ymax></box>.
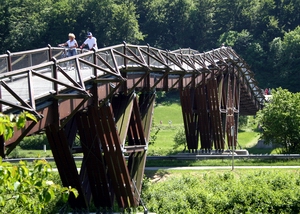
<box><xmin>45</xmin><ymin>124</ymin><xmax>88</xmax><ymax>209</ymax></box>
<box><xmin>138</xmin><ymin>92</ymin><xmax>155</xmax><ymax>141</ymax></box>
<box><xmin>63</xmin><ymin>117</ymin><xmax>78</xmax><ymax>148</ymax></box>
<box><xmin>211</xmin><ymin>78</ymin><xmax>225</xmax><ymax>150</ymax></box>
<box><xmin>102</xmin><ymin>104</ymin><xmax>136</xmax><ymax>207</ymax></box>
<box><xmin>195</xmin><ymin>80</ymin><xmax>211</xmax><ymax>150</ymax></box>
<box><xmin>89</xmin><ymin>106</ymin><xmax>125</xmax><ymax>208</ymax></box>
<box><xmin>111</xmin><ymin>93</ymin><xmax>135</xmax><ymax>146</ymax></box>
<box><xmin>127</xmin><ymin>151</ymin><xmax>147</xmax><ymax>202</ymax></box>
<box><xmin>77</xmin><ymin>111</ymin><xmax>114</xmax><ymax>208</ymax></box>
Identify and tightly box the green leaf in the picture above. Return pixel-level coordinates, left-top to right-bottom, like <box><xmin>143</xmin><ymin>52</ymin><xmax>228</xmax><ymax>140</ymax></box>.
<box><xmin>43</xmin><ymin>190</ymin><xmax>52</xmax><ymax>203</ymax></box>
<box><xmin>20</xmin><ymin>165</ymin><xmax>29</xmax><ymax>177</ymax></box>
<box><xmin>62</xmin><ymin>192</ymin><xmax>69</xmax><ymax>203</ymax></box>
<box><xmin>20</xmin><ymin>194</ymin><xmax>27</xmax><ymax>203</ymax></box>
<box><xmin>69</xmin><ymin>187</ymin><xmax>79</xmax><ymax>198</ymax></box>
<box><xmin>16</xmin><ymin>116</ymin><xmax>26</xmax><ymax>130</ymax></box>
<box><xmin>0</xmin><ymin>196</ymin><xmax>4</xmax><ymax>207</ymax></box>
<box><xmin>0</xmin><ymin>123</ymin><xmax>5</xmax><ymax>136</ymax></box>
<box><xmin>25</xmin><ymin>112</ymin><xmax>37</xmax><ymax>122</ymax></box>
<box><xmin>4</xmin><ymin>126</ymin><xmax>14</xmax><ymax>141</ymax></box>
<box><xmin>35</xmin><ymin>181</ymin><xmax>43</xmax><ymax>187</ymax></box>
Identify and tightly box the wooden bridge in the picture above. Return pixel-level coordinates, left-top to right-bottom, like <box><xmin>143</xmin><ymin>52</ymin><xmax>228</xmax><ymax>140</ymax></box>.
<box><xmin>0</xmin><ymin>43</ymin><xmax>264</xmax><ymax>210</ymax></box>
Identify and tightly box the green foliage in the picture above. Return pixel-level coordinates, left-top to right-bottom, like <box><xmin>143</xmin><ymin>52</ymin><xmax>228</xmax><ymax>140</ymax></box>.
<box><xmin>149</xmin><ymin>120</ymin><xmax>161</xmax><ymax>146</ymax></box>
<box><xmin>173</xmin><ymin>127</ymin><xmax>186</xmax><ymax>151</ymax></box>
<box><xmin>238</xmin><ymin>115</ymin><xmax>248</xmax><ymax>128</ymax></box>
<box><xmin>20</xmin><ymin>134</ymin><xmax>50</xmax><ymax>150</ymax></box>
<box><xmin>0</xmin><ymin>158</ymin><xmax>78</xmax><ymax>213</ymax></box>
<box><xmin>141</xmin><ymin>170</ymin><xmax>300</xmax><ymax>213</ymax></box>
<box><xmin>0</xmin><ymin>112</ymin><xmax>37</xmax><ymax>140</ymax></box>
<box><xmin>258</xmin><ymin>88</ymin><xmax>300</xmax><ymax>153</ymax></box>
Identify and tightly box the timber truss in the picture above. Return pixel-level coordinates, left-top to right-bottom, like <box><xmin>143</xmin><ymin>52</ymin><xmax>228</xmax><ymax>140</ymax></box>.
<box><xmin>0</xmin><ymin>43</ymin><xmax>264</xmax><ymax>210</ymax></box>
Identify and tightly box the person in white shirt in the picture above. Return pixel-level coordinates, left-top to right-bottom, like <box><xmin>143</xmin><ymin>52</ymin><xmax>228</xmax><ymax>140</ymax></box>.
<box><xmin>58</xmin><ymin>33</ymin><xmax>78</xmax><ymax>56</ymax></box>
<box><xmin>80</xmin><ymin>32</ymin><xmax>98</xmax><ymax>50</ymax></box>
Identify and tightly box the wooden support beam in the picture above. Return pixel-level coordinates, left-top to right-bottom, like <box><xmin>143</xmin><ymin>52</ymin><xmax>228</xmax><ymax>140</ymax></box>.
<box><xmin>206</xmin><ymin>78</ymin><xmax>224</xmax><ymax>151</ymax></box>
<box><xmin>180</xmin><ymin>87</ymin><xmax>199</xmax><ymax>152</ymax></box>
<box><xmin>89</xmin><ymin>105</ymin><xmax>137</xmax><ymax>208</ymax></box>
<box><xmin>111</xmin><ymin>93</ymin><xmax>135</xmax><ymax>146</ymax></box>
<box><xmin>45</xmin><ymin>124</ymin><xmax>89</xmax><ymax>209</ymax></box>
<box><xmin>76</xmin><ymin>110</ymin><xmax>114</xmax><ymax>208</ymax></box>
<box><xmin>195</xmin><ymin>75</ymin><xmax>211</xmax><ymax>151</ymax></box>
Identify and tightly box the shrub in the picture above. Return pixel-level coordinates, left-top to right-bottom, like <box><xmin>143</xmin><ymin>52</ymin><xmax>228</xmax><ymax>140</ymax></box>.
<box><xmin>19</xmin><ymin>134</ymin><xmax>50</xmax><ymax>150</ymax></box>
<box><xmin>0</xmin><ymin>158</ymin><xmax>78</xmax><ymax>213</ymax></box>
<box><xmin>141</xmin><ymin>170</ymin><xmax>300</xmax><ymax>213</ymax></box>
<box><xmin>173</xmin><ymin>127</ymin><xmax>186</xmax><ymax>151</ymax></box>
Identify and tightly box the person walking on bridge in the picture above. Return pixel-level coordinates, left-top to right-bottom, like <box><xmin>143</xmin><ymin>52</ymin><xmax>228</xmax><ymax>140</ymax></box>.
<box><xmin>58</xmin><ymin>33</ymin><xmax>78</xmax><ymax>56</ymax></box>
<box><xmin>80</xmin><ymin>32</ymin><xmax>98</xmax><ymax>50</ymax></box>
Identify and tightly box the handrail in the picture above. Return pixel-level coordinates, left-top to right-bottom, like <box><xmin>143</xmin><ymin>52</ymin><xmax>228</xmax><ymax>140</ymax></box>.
<box><xmin>0</xmin><ymin>44</ymin><xmax>265</xmax><ymax>115</ymax></box>
<box><xmin>8</xmin><ymin>47</ymin><xmax>50</xmax><ymax>57</ymax></box>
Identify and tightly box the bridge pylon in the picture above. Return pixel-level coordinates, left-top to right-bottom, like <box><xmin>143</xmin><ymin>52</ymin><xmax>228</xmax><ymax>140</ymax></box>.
<box><xmin>180</xmin><ymin>65</ymin><xmax>242</xmax><ymax>153</ymax></box>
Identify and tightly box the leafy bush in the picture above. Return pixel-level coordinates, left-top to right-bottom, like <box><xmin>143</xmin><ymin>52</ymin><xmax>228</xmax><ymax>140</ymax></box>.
<box><xmin>20</xmin><ymin>134</ymin><xmax>50</xmax><ymax>150</ymax></box>
<box><xmin>173</xmin><ymin>127</ymin><xmax>186</xmax><ymax>151</ymax></box>
<box><xmin>141</xmin><ymin>170</ymin><xmax>300</xmax><ymax>213</ymax></box>
<box><xmin>238</xmin><ymin>115</ymin><xmax>248</xmax><ymax>128</ymax></box>
<box><xmin>149</xmin><ymin>118</ymin><xmax>161</xmax><ymax>146</ymax></box>
<box><xmin>0</xmin><ymin>158</ymin><xmax>78</xmax><ymax>214</ymax></box>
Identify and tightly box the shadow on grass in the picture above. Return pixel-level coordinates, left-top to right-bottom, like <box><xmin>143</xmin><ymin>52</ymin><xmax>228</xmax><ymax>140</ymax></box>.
<box><xmin>247</xmin><ymin>147</ymin><xmax>274</xmax><ymax>154</ymax></box>
<box><xmin>144</xmin><ymin>169</ymin><xmax>170</xmax><ymax>180</ymax></box>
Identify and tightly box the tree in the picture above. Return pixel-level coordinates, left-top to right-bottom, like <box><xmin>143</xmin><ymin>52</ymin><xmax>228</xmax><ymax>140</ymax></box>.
<box><xmin>267</xmin><ymin>26</ymin><xmax>300</xmax><ymax>92</ymax></box>
<box><xmin>257</xmin><ymin>88</ymin><xmax>300</xmax><ymax>153</ymax></box>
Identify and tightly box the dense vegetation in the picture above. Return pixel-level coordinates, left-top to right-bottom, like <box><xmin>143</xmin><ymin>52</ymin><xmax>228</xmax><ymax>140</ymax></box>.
<box><xmin>258</xmin><ymin>88</ymin><xmax>300</xmax><ymax>153</ymax></box>
<box><xmin>141</xmin><ymin>170</ymin><xmax>300</xmax><ymax>213</ymax></box>
<box><xmin>1</xmin><ymin>0</ymin><xmax>300</xmax><ymax>91</ymax></box>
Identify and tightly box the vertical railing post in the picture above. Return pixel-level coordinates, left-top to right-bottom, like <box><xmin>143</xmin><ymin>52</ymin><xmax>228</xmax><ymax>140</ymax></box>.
<box><xmin>48</xmin><ymin>44</ymin><xmax>52</xmax><ymax>61</ymax></box>
<box><xmin>147</xmin><ymin>44</ymin><xmax>150</xmax><ymax>66</ymax></box>
<box><xmin>122</xmin><ymin>42</ymin><xmax>128</xmax><ymax>94</ymax></box>
<box><xmin>51</xmin><ymin>57</ymin><xmax>59</xmax><ymax>128</ymax></box>
<box><xmin>29</xmin><ymin>53</ymin><xmax>33</xmax><ymax>67</ymax></box>
<box><xmin>0</xmin><ymin>49</ymin><xmax>4</xmax><ymax>155</ymax></box>
<box><xmin>123</xmin><ymin>41</ymin><xmax>127</xmax><ymax>69</ymax></box>
<box><xmin>92</xmin><ymin>48</ymin><xmax>98</xmax><ymax>106</ymax></box>
<box><xmin>7</xmin><ymin>50</ymin><xmax>12</xmax><ymax>82</ymax></box>
<box><xmin>7</xmin><ymin>50</ymin><xmax>12</xmax><ymax>72</ymax></box>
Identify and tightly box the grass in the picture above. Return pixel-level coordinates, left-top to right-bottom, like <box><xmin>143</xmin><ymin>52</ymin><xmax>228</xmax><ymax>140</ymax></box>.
<box><xmin>7</xmin><ymin>146</ymin><xmax>53</xmax><ymax>159</ymax></box>
<box><xmin>145</xmin><ymin>158</ymin><xmax>300</xmax><ymax>167</ymax></box>
<box><xmin>148</xmin><ymin>125</ymin><xmax>184</xmax><ymax>156</ymax></box>
<box><xmin>153</xmin><ymin>103</ymin><xmax>183</xmax><ymax>125</ymax></box>
<box><xmin>237</xmin><ymin>131</ymin><xmax>260</xmax><ymax>148</ymax></box>
<box><xmin>144</xmin><ymin>168</ymin><xmax>300</xmax><ymax>180</ymax></box>
<box><xmin>9</xmin><ymin>158</ymin><xmax>300</xmax><ymax>169</ymax></box>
